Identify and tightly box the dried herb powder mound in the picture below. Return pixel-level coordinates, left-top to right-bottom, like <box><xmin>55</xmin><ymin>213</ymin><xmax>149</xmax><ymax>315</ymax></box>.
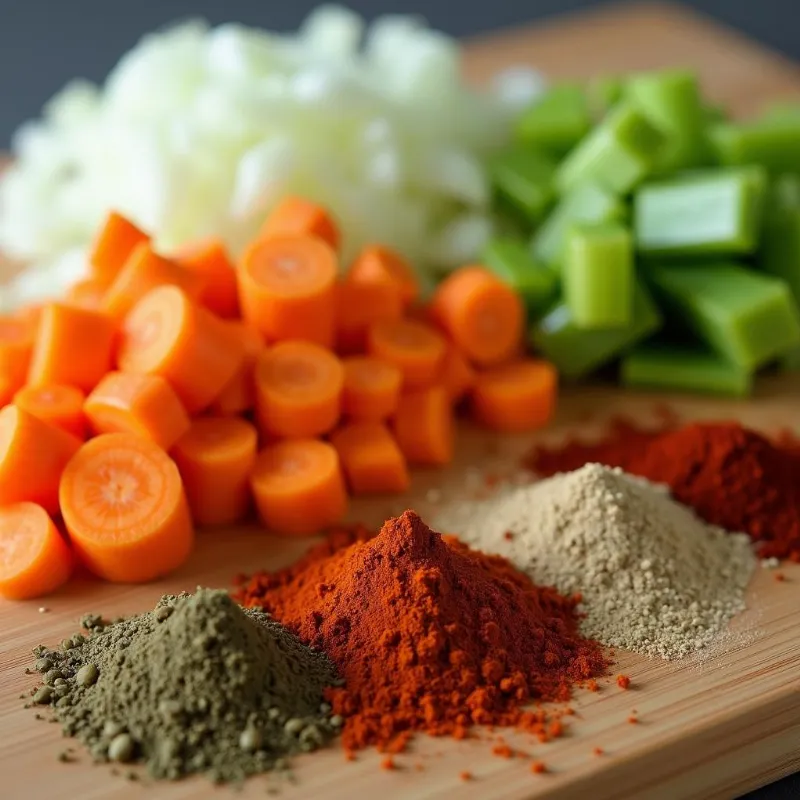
<box><xmin>27</xmin><ymin>588</ymin><xmax>340</xmax><ymax>783</ymax></box>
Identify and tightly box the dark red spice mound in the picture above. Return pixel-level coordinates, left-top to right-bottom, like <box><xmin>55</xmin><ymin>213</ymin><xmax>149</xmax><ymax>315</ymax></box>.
<box><xmin>234</xmin><ymin>511</ymin><xmax>608</xmax><ymax>753</ymax></box>
<box><xmin>527</xmin><ymin>420</ymin><xmax>800</xmax><ymax>561</ymax></box>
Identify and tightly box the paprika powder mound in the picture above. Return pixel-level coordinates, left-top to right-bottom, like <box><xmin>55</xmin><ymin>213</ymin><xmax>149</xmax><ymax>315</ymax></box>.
<box><xmin>527</xmin><ymin>420</ymin><xmax>800</xmax><ymax>561</ymax></box>
<box><xmin>234</xmin><ymin>510</ymin><xmax>608</xmax><ymax>753</ymax></box>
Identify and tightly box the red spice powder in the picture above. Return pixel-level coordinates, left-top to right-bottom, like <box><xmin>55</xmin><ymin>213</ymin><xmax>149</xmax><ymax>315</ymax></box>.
<box><xmin>459</xmin><ymin>771</ymin><xmax>473</xmax><ymax>781</ymax></box>
<box><xmin>492</xmin><ymin>744</ymin><xmax>514</xmax><ymax>759</ymax></box>
<box><xmin>381</xmin><ymin>757</ymin><xmax>396</xmax><ymax>771</ymax></box>
<box><xmin>775</xmin><ymin>572</ymin><xmax>786</xmax><ymax>583</ymax></box>
<box><xmin>586</xmin><ymin>679</ymin><xmax>599</xmax><ymax>692</ymax></box>
<box><xmin>617</xmin><ymin>675</ymin><xmax>631</xmax><ymax>690</ymax></box>
<box><xmin>234</xmin><ymin>511</ymin><xmax>608</xmax><ymax>753</ymax></box>
<box><xmin>627</xmin><ymin>715</ymin><xmax>638</xmax><ymax>725</ymax></box>
<box><xmin>592</xmin><ymin>747</ymin><xmax>604</xmax><ymax>757</ymax></box>
<box><xmin>531</xmin><ymin>761</ymin><xmax>547</xmax><ymax>774</ymax></box>
<box><xmin>527</xmin><ymin>420</ymin><xmax>800</xmax><ymax>561</ymax></box>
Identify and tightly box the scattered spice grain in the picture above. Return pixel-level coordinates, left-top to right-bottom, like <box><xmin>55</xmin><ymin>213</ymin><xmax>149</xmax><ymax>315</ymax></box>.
<box><xmin>617</xmin><ymin>675</ymin><xmax>631</xmax><ymax>690</ymax></box>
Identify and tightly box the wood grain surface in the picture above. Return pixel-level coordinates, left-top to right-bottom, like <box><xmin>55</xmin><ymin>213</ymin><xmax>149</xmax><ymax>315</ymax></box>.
<box><xmin>2</xmin><ymin>3</ymin><xmax>800</xmax><ymax>800</ymax></box>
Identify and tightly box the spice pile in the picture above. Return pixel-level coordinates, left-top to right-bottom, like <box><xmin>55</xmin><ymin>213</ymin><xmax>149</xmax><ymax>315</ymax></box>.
<box><xmin>27</xmin><ymin>589</ymin><xmax>340</xmax><ymax>782</ymax></box>
<box><xmin>527</xmin><ymin>421</ymin><xmax>800</xmax><ymax>561</ymax></box>
<box><xmin>434</xmin><ymin>464</ymin><xmax>756</xmax><ymax>659</ymax></box>
<box><xmin>234</xmin><ymin>510</ymin><xmax>608</xmax><ymax>753</ymax></box>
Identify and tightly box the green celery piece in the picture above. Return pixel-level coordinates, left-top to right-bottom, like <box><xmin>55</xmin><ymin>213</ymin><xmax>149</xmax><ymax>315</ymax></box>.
<box><xmin>711</xmin><ymin>118</ymin><xmax>800</xmax><ymax>173</ymax></box>
<box><xmin>489</xmin><ymin>147</ymin><xmax>556</xmax><ymax>224</ymax></box>
<box><xmin>621</xmin><ymin>343</ymin><xmax>753</xmax><ymax>397</ymax></box>
<box><xmin>704</xmin><ymin>104</ymin><xmax>728</xmax><ymax>124</ymax></box>
<box><xmin>780</xmin><ymin>345</ymin><xmax>800</xmax><ymax>372</ymax></box>
<box><xmin>634</xmin><ymin>166</ymin><xmax>767</xmax><ymax>257</ymax></box>
<box><xmin>514</xmin><ymin>83</ymin><xmax>592</xmax><ymax>157</ymax></box>
<box><xmin>645</xmin><ymin>261</ymin><xmax>800</xmax><ymax>370</ymax></box>
<box><xmin>555</xmin><ymin>103</ymin><xmax>667</xmax><ymax>196</ymax></box>
<box><xmin>563</xmin><ymin>222</ymin><xmax>633</xmax><ymax>328</ymax></box>
<box><xmin>765</xmin><ymin>173</ymin><xmax>800</xmax><ymax>214</ymax></box>
<box><xmin>482</xmin><ymin>236</ymin><xmax>558</xmax><ymax>318</ymax></box>
<box><xmin>530</xmin><ymin>280</ymin><xmax>662</xmax><ymax>379</ymax></box>
<box><xmin>762</xmin><ymin>102</ymin><xmax>800</xmax><ymax>122</ymax></box>
<box><xmin>761</xmin><ymin>208</ymin><xmax>800</xmax><ymax>302</ymax></box>
<box><xmin>591</xmin><ymin>75</ymin><xmax>625</xmax><ymax>116</ymax></box>
<box><xmin>531</xmin><ymin>183</ymin><xmax>624</xmax><ymax>269</ymax></box>
<box><xmin>626</xmin><ymin>69</ymin><xmax>708</xmax><ymax>171</ymax></box>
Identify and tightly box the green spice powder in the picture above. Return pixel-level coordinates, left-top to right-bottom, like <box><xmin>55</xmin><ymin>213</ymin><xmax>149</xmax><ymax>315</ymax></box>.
<box><xmin>28</xmin><ymin>589</ymin><xmax>341</xmax><ymax>783</ymax></box>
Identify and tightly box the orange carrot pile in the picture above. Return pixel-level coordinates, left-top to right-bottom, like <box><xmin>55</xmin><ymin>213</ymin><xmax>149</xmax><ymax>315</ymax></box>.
<box><xmin>0</xmin><ymin>196</ymin><xmax>558</xmax><ymax>599</ymax></box>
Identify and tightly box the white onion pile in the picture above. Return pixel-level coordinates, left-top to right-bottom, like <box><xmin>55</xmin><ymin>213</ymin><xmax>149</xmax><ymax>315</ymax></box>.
<box><xmin>0</xmin><ymin>6</ymin><xmax>544</xmax><ymax>310</ymax></box>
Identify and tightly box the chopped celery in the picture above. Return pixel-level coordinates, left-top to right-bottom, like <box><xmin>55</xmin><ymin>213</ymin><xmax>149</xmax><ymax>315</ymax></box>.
<box><xmin>626</xmin><ymin>69</ymin><xmax>708</xmax><ymax>171</ymax></box>
<box><xmin>482</xmin><ymin>236</ymin><xmax>558</xmax><ymax>317</ymax></box>
<box><xmin>530</xmin><ymin>281</ymin><xmax>662</xmax><ymax>379</ymax></box>
<box><xmin>515</xmin><ymin>84</ymin><xmax>592</xmax><ymax>157</ymax></box>
<box><xmin>555</xmin><ymin>103</ymin><xmax>666</xmax><ymax>196</ymax></box>
<box><xmin>765</xmin><ymin>173</ymin><xmax>800</xmax><ymax>214</ymax></box>
<box><xmin>645</xmin><ymin>261</ymin><xmax>800</xmax><ymax>369</ymax></box>
<box><xmin>591</xmin><ymin>75</ymin><xmax>625</xmax><ymax>116</ymax></box>
<box><xmin>634</xmin><ymin>166</ymin><xmax>767</xmax><ymax>256</ymax></box>
<box><xmin>762</xmin><ymin>102</ymin><xmax>800</xmax><ymax>122</ymax></box>
<box><xmin>761</xmin><ymin>208</ymin><xmax>800</xmax><ymax>302</ymax></box>
<box><xmin>711</xmin><ymin>118</ymin><xmax>800</xmax><ymax>173</ymax></box>
<box><xmin>489</xmin><ymin>147</ymin><xmax>556</xmax><ymax>224</ymax></box>
<box><xmin>563</xmin><ymin>222</ymin><xmax>633</xmax><ymax>328</ymax></box>
<box><xmin>621</xmin><ymin>343</ymin><xmax>753</xmax><ymax>397</ymax></box>
<box><xmin>780</xmin><ymin>345</ymin><xmax>800</xmax><ymax>372</ymax></box>
<box><xmin>531</xmin><ymin>183</ymin><xmax>624</xmax><ymax>269</ymax></box>
<box><xmin>704</xmin><ymin>104</ymin><xmax>728</xmax><ymax>124</ymax></box>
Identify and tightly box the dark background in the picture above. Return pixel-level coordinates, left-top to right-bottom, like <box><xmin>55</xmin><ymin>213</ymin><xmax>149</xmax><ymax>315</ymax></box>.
<box><xmin>0</xmin><ymin>0</ymin><xmax>798</xmax><ymax>797</ymax></box>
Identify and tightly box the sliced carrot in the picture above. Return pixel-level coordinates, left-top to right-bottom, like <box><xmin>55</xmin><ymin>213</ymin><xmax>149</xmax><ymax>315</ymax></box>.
<box><xmin>440</xmin><ymin>346</ymin><xmax>477</xmax><ymax>404</ymax></box>
<box><xmin>103</xmin><ymin>242</ymin><xmax>203</xmax><ymax>320</ymax></box>
<box><xmin>254</xmin><ymin>341</ymin><xmax>344</xmax><ymax>439</ymax></box>
<box><xmin>334</xmin><ymin>279</ymin><xmax>403</xmax><ymax>354</ymax></box>
<box><xmin>27</xmin><ymin>303</ymin><xmax>116</xmax><ymax>392</ymax></box>
<box><xmin>14</xmin><ymin>304</ymin><xmax>43</xmax><ymax>328</ymax></box>
<box><xmin>171</xmin><ymin>417</ymin><xmax>257</xmax><ymax>526</ymax></box>
<box><xmin>211</xmin><ymin>322</ymin><xmax>265</xmax><ymax>416</ymax></box>
<box><xmin>347</xmin><ymin>245</ymin><xmax>419</xmax><ymax>308</ymax></box>
<box><xmin>89</xmin><ymin>211</ymin><xmax>150</xmax><ymax>284</ymax></box>
<box><xmin>0</xmin><ymin>503</ymin><xmax>73</xmax><ymax>600</ymax></box>
<box><xmin>117</xmin><ymin>285</ymin><xmax>245</xmax><ymax>415</ymax></box>
<box><xmin>84</xmin><ymin>371</ymin><xmax>191</xmax><ymax>450</ymax></box>
<box><xmin>330</xmin><ymin>421</ymin><xmax>410</xmax><ymax>494</ymax></box>
<box><xmin>238</xmin><ymin>234</ymin><xmax>337</xmax><ymax>347</ymax></box>
<box><xmin>0</xmin><ymin>315</ymin><xmax>36</xmax><ymax>395</ymax></box>
<box><xmin>392</xmin><ymin>386</ymin><xmax>454</xmax><ymax>466</ymax></box>
<box><xmin>175</xmin><ymin>237</ymin><xmax>239</xmax><ymax>319</ymax></box>
<box><xmin>0</xmin><ymin>405</ymin><xmax>82</xmax><ymax>514</ymax></box>
<box><xmin>429</xmin><ymin>266</ymin><xmax>525</xmax><ymax>366</ymax></box>
<box><xmin>472</xmin><ymin>359</ymin><xmax>558</xmax><ymax>432</ymax></box>
<box><xmin>367</xmin><ymin>318</ymin><xmax>447</xmax><ymax>389</ymax></box>
<box><xmin>259</xmin><ymin>196</ymin><xmax>340</xmax><ymax>251</ymax></box>
<box><xmin>13</xmin><ymin>384</ymin><xmax>87</xmax><ymax>439</ymax></box>
<box><xmin>65</xmin><ymin>278</ymin><xmax>108</xmax><ymax>310</ymax></box>
<box><xmin>59</xmin><ymin>433</ymin><xmax>193</xmax><ymax>583</ymax></box>
<box><xmin>342</xmin><ymin>356</ymin><xmax>402</xmax><ymax>421</ymax></box>
<box><xmin>249</xmin><ymin>438</ymin><xmax>347</xmax><ymax>536</ymax></box>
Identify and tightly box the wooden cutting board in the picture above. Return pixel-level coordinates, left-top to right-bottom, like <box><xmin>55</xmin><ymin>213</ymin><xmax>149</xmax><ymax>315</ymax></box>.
<box><xmin>2</xmin><ymin>3</ymin><xmax>800</xmax><ymax>799</ymax></box>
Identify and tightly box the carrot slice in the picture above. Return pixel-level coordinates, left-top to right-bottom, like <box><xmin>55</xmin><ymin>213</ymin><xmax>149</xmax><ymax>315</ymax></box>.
<box><xmin>0</xmin><ymin>315</ymin><xmax>36</xmax><ymax>395</ymax></box>
<box><xmin>175</xmin><ymin>238</ymin><xmax>240</xmax><ymax>319</ymax></box>
<box><xmin>347</xmin><ymin>245</ymin><xmax>419</xmax><ymax>308</ymax></box>
<box><xmin>0</xmin><ymin>503</ymin><xmax>73</xmax><ymax>600</ymax></box>
<box><xmin>392</xmin><ymin>386</ymin><xmax>454</xmax><ymax>466</ymax></box>
<box><xmin>27</xmin><ymin>303</ymin><xmax>116</xmax><ymax>392</ymax></box>
<box><xmin>89</xmin><ymin>211</ymin><xmax>150</xmax><ymax>284</ymax></box>
<box><xmin>117</xmin><ymin>285</ymin><xmax>245</xmax><ymax>415</ymax></box>
<box><xmin>59</xmin><ymin>433</ymin><xmax>194</xmax><ymax>583</ymax></box>
<box><xmin>211</xmin><ymin>322</ymin><xmax>265</xmax><ymax>416</ymax></box>
<box><xmin>103</xmin><ymin>242</ymin><xmax>203</xmax><ymax>321</ymax></box>
<box><xmin>440</xmin><ymin>346</ymin><xmax>477</xmax><ymax>404</ymax></box>
<box><xmin>84</xmin><ymin>371</ymin><xmax>191</xmax><ymax>450</ymax></box>
<box><xmin>334</xmin><ymin>280</ymin><xmax>403</xmax><ymax>354</ymax></box>
<box><xmin>0</xmin><ymin>405</ymin><xmax>82</xmax><ymax>514</ymax></box>
<box><xmin>330</xmin><ymin>421</ymin><xmax>410</xmax><ymax>494</ymax></box>
<box><xmin>254</xmin><ymin>341</ymin><xmax>344</xmax><ymax>439</ymax></box>
<box><xmin>13</xmin><ymin>384</ymin><xmax>87</xmax><ymax>439</ymax></box>
<box><xmin>342</xmin><ymin>356</ymin><xmax>402</xmax><ymax>421</ymax></box>
<box><xmin>249</xmin><ymin>438</ymin><xmax>347</xmax><ymax>536</ymax></box>
<box><xmin>171</xmin><ymin>417</ymin><xmax>257</xmax><ymax>526</ymax></box>
<box><xmin>65</xmin><ymin>278</ymin><xmax>108</xmax><ymax>310</ymax></box>
<box><xmin>367</xmin><ymin>318</ymin><xmax>447</xmax><ymax>389</ymax></box>
<box><xmin>259</xmin><ymin>196</ymin><xmax>340</xmax><ymax>251</ymax></box>
<box><xmin>472</xmin><ymin>359</ymin><xmax>558</xmax><ymax>432</ymax></box>
<box><xmin>239</xmin><ymin>235</ymin><xmax>338</xmax><ymax>347</ymax></box>
<box><xmin>429</xmin><ymin>266</ymin><xmax>525</xmax><ymax>366</ymax></box>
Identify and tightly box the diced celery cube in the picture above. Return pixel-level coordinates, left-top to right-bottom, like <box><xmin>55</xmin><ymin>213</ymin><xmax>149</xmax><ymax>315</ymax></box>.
<box><xmin>621</xmin><ymin>343</ymin><xmax>753</xmax><ymax>397</ymax></box>
<box><xmin>489</xmin><ymin>147</ymin><xmax>556</xmax><ymax>224</ymax></box>
<box><xmin>761</xmin><ymin>208</ymin><xmax>800</xmax><ymax>303</ymax></box>
<box><xmin>515</xmin><ymin>84</ymin><xmax>592</xmax><ymax>157</ymax></box>
<box><xmin>555</xmin><ymin>104</ymin><xmax>667</xmax><ymax>196</ymax></box>
<box><xmin>645</xmin><ymin>261</ymin><xmax>800</xmax><ymax>369</ymax></box>
<box><xmin>765</xmin><ymin>173</ymin><xmax>800</xmax><ymax>214</ymax></box>
<box><xmin>591</xmin><ymin>75</ymin><xmax>625</xmax><ymax>116</ymax></box>
<box><xmin>634</xmin><ymin>166</ymin><xmax>767</xmax><ymax>257</ymax></box>
<box><xmin>711</xmin><ymin>118</ymin><xmax>800</xmax><ymax>173</ymax></box>
<box><xmin>563</xmin><ymin>222</ymin><xmax>633</xmax><ymax>328</ymax></box>
<box><xmin>530</xmin><ymin>280</ymin><xmax>662</xmax><ymax>379</ymax></box>
<box><xmin>482</xmin><ymin>237</ymin><xmax>558</xmax><ymax>318</ymax></box>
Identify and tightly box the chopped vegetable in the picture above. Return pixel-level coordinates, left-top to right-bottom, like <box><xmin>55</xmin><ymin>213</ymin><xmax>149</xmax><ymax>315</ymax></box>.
<box><xmin>392</xmin><ymin>385</ymin><xmax>454</xmax><ymax>466</ymax></box>
<box><xmin>330</xmin><ymin>421</ymin><xmax>410</xmax><ymax>494</ymax></box>
<box><xmin>334</xmin><ymin>280</ymin><xmax>403</xmax><ymax>354</ymax></box>
<box><xmin>489</xmin><ymin>146</ymin><xmax>556</xmax><ymax>224</ymax></box>
<box><xmin>514</xmin><ymin>84</ymin><xmax>592</xmax><ymax>156</ymax></box>
<box><xmin>13</xmin><ymin>383</ymin><xmax>87</xmax><ymax>439</ymax></box>
<box><xmin>347</xmin><ymin>244</ymin><xmax>419</xmax><ymax>309</ymax></box>
<box><xmin>258</xmin><ymin>195</ymin><xmax>341</xmax><ymax>251</ymax></box>
<box><xmin>175</xmin><ymin>238</ymin><xmax>240</xmax><ymax>319</ymax></box>
<box><xmin>211</xmin><ymin>321</ymin><xmax>264</xmax><ymax>416</ymax></box>
<box><xmin>711</xmin><ymin>117</ymin><xmax>800</xmax><ymax>173</ymax></box>
<box><xmin>341</xmin><ymin>356</ymin><xmax>402</xmax><ymax>421</ymax></box>
<box><xmin>439</xmin><ymin>346</ymin><xmax>476</xmax><ymax>403</ymax></box>
<box><xmin>89</xmin><ymin>211</ymin><xmax>150</xmax><ymax>284</ymax></box>
<box><xmin>590</xmin><ymin>75</ymin><xmax>624</xmax><ymax>116</ymax></box>
<box><xmin>367</xmin><ymin>318</ymin><xmax>447</xmax><ymax>388</ymax></box>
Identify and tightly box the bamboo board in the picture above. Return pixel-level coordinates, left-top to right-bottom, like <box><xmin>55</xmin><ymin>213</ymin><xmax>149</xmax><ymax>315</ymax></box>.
<box><xmin>2</xmin><ymin>3</ymin><xmax>800</xmax><ymax>799</ymax></box>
